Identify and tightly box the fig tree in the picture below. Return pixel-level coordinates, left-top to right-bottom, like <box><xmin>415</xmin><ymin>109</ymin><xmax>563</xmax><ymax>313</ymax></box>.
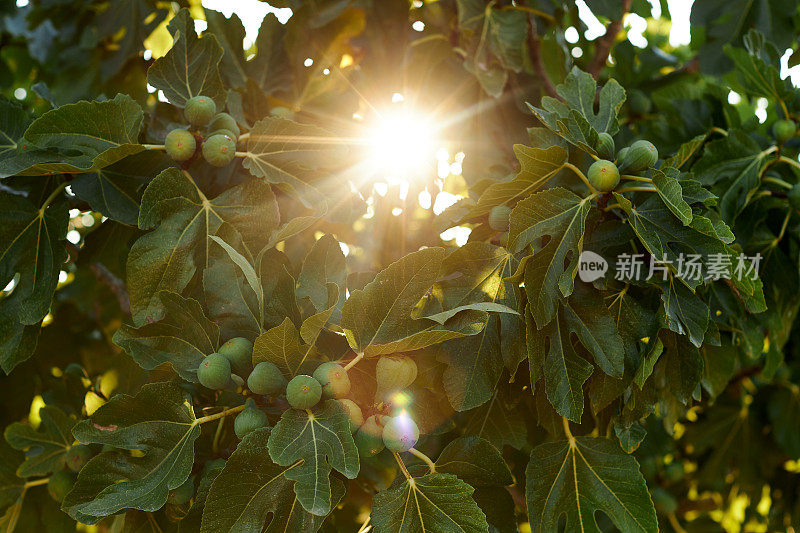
<box><xmin>336</xmin><ymin>398</ymin><xmax>363</xmax><ymax>433</ymax></box>
<box><xmin>382</xmin><ymin>414</ymin><xmax>419</xmax><ymax>453</ymax></box>
<box><xmin>247</xmin><ymin>361</ymin><xmax>287</xmax><ymax>396</ymax></box>
<box><xmin>218</xmin><ymin>337</ymin><xmax>253</xmax><ymax>375</ymax></box>
<box><xmin>488</xmin><ymin>205</ymin><xmax>511</xmax><ymax>232</ymax></box>
<box><xmin>184</xmin><ymin>95</ymin><xmax>216</xmax><ymax>126</ymax></box>
<box><xmin>202</xmin><ymin>133</ymin><xmax>236</xmax><ymax>167</ymax></box>
<box><xmin>286</xmin><ymin>374</ymin><xmax>322</xmax><ymax>409</ymax></box>
<box><xmin>312</xmin><ymin>362</ymin><xmax>351</xmax><ymax>399</ymax></box>
<box><xmin>596</xmin><ymin>132</ymin><xmax>615</xmax><ymax>159</ymax></box>
<box><xmin>65</xmin><ymin>444</ymin><xmax>92</xmax><ymax>472</ymax></box>
<box><xmin>48</xmin><ymin>469</ymin><xmax>74</xmax><ymax>502</ymax></box>
<box><xmin>234</xmin><ymin>399</ymin><xmax>269</xmax><ymax>439</ymax></box>
<box><xmin>197</xmin><ymin>353</ymin><xmax>231</xmax><ymax>390</ymax></box>
<box><xmin>168</xmin><ymin>477</ymin><xmax>194</xmax><ymax>505</ymax></box>
<box><xmin>375</xmin><ymin>355</ymin><xmax>418</xmax><ymax>396</ymax></box>
<box><xmin>208</xmin><ymin>112</ymin><xmax>240</xmax><ymax>138</ymax></box>
<box><xmin>619</xmin><ymin>139</ymin><xmax>658</xmax><ymax>173</ymax></box>
<box><xmin>164</xmin><ymin>128</ymin><xmax>196</xmax><ymax>162</ymax></box>
<box><xmin>774</xmin><ymin>119</ymin><xmax>796</xmax><ymax>144</ymax></box>
<box><xmin>587</xmin><ymin>159</ymin><xmax>620</xmax><ymax>192</ymax></box>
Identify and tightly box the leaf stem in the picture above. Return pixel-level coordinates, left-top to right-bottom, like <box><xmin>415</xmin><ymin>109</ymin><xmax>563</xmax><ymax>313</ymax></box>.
<box><xmin>621</xmin><ymin>174</ymin><xmax>652</xmax><ymax>183</ymax></box>
<box><xmin>23</xmin><ymin>477</ymin><xmax>49</xmax><ymax>489</ymax></box>
<box><xmin>393</xmin><ymin>452</ymin><xmax>413</xmax><ymax>480</ymax></box>
<box><xmin>356</xmin><ymin>515</ymin><xmax>372</xmax><ymax>533</ymax></box>
<box><xmin>501</xmin><ymin>4</ymin><xmax>555</xmax><ymax>22</ymax></box>
<box><xmin>343</xmin><ymin>353</ymin><xmax>363</xmax><ymax>372</ymax></box>
<box><xmin>603</xmin><ymin>203</ymin><xmax>622</xmax><ymax>212</ymax></box>
<box><xmin>409</xmin><ymin>448</ymin><xmax>435</xmax><ymax>473</ymax></box>
<box><xmin>234</xmin><ymin>151</ymin><xmax>248</xmax><ymax>158</ymax></box>
<box><xmin>39</xmin><ymin>182</ymin><xmax>68</xmax><ymax>214</ymax></box>
<box><xmin>142</xmin><ymin>144</ymin><xmax>166</xmax><ymax>150</ymax></box>
<box><xmin>238</xmin><ymin>132</ymin><xmax>250</xmax><ymax>142</ymax></box>
<box><xmin>195</xmin><ymin>405</ymin><xmax>245</xmax><ymax>426</ymax></box>
<box><xmin>708</xmin><ymin>126</ymin><xmax>728</xmax><ymax>137</ymax></box>
<box><xmin>667</xmin><ymin>512</ymin><xmax>687</xmax><ymax>533</ymax></box>
<box><xmin>211</xmin><ymin>417</ymin><xmax>225</xmax><ymax>454</ymax></box>
<box><xmin>616</xmin><ymin>186</ymin><xmax>656</xmax><ymax>194</ymax></box>
<box><xmin>561</xmin><ymin>417</ymin><xmax>575</xmax><ymax>443</ymax></box>
<box><xmin>777</xmin><ymin>155</ymin><xmax>800</xmax><ymax>173</ymax></box>
<box><xmin>563</xmin><ymin>162</ymin><xmax>597</xmax><ymax>194</ymax></box>
<box><xmin>762</xmin><ymin>176</ymin><xmax>793</xmax><ymax>190</ymax></box>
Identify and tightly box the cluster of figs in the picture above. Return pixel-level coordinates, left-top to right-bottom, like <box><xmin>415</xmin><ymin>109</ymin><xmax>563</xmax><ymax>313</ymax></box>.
<box><xmin>164</xmin><ymin>95</ymin><xmax>240</xmax><ymax>167</ymax></box>
<box><xmin>197</xmin><ymin>339</ymin><xmax>421</xmax><ymax>456</ymax></box>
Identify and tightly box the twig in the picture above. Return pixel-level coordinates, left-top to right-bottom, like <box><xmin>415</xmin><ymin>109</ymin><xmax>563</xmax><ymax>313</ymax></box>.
<box><xmin>409</xmin><ymin>448</ymin><xmax>436</xmax><ymax>473</ymax></box>
<box><xmin>587</xmin><ymin>0</ymin><xmax>632</xmax><ymax>78</ymax></box>
<box><xmin>523</xmin><ymin>4</ymin><xmax>559</xmax><ymax>99</ymax></box>
<box><xmin>195</xmin><ymin>405</ymin><xmax>245</xmax><ymax>425</ymax></box>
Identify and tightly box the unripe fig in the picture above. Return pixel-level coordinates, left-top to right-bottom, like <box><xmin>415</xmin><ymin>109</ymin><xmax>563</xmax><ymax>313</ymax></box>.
<box><xmin>789</xmin><ymin>184</ymin><xmax>800</xmax><ymax>210</ymax></box>
<box><xmin>355</xmin><ymin>416</ymin><xmax>385</xmax><ymax>456</ymax></box>
<box><xmin>202</xmin><ymin>133</ymin><xmax>236</xmax><ymax>167</ymax></box>
<box><xmin>48</xmin><ymin>470</ymin><xmax>74</xmax><ymax>502</ymax></box>
<box><xmin>197</xmin><ymin>353</ymin><xmax>231</xmax><ymax>390</ymax></box>
<box><xmin>619</xmin><ymin>140</ymin><xmax>658</xmax><ymax>173</ymax></box>
<box><xmin>184</xmin><ymin>95</ymin><xmax>216</xmax><ymax>126</ymax></box>
<box><xmin>312</xmin><ymin>362</ymin><xmax>351</xmax><ymax>399</ymax></box>
<box><xmin>247</xmin><ymin>361</ymin><xmax>287</xmax><ymax>396</ymax></box>
<box><xmin>336</xmin><ymin>399</ymin><xmax>363</xmax><ymax>433</ymax></box>
<box><xmin>65</xmin><ymin>444</ymin><xmax>92</xmax><ymax>472</ymax></box>
<box><xmin>774</xmin><ymin>119</ymin><xmax>797</xmax><ymax>144</ymax></box>
<box><xmin>376</xmin><ymin>355</ymin><xmax>418</xmax><ymax>396</ymax></box>
<box><xmin>207</xmin><ymin>128</ymin><xmax>238</xmax><ymax>140</ymax></box>
<box><xmin>165</xmin><ymin>128</ymin><xmax>196</xmax><ymax>162</ymax></box>
<box><xmin>168</xmin><ymin>477</ymin><xmax>194</xmax><ymax>505</ymax></box>
<box><xmin>616</xmin><ymin>147</ymin><xmax>629</xmax><ymax>163</ymax></box>
<box><xmin>595</xmin><ymin>132</ymin><xmax>615</xmax><ymax>159</ymax></box>
<box><xmin>382</xmin><ymin>414</ymin><xmax>420</xmax><ymax>453</ymax></box>
<box><xmin>270</xmin><ymin>106</ymin><xmax>294</xmax><ymax>119</ymax></box>
<box><xmin>488</xmin><ymin>205</ymin><xmax>511</xmax><ymax>232</ymax></box>
<box><xmin>627</xmin><ymin>90</ymin><xmax>652</xmax><ymax>115</ymax></box>
<box><xmin>587</xmin><ymin>159</ymin><xmax>620</xmax><ymax>192</ymax></box>
<box><xmin>208</xmin><ymin>112</ymin><xmax>240</xmax><ymax>138</ymax></box>
<box><xmin>218</xmin><ymin>337</ymin><xmax>253</xmax><ymax>376</ymax></box>
<box><xmin>286</xmin><ymin>375</ymin><xmax>322</xmax><ymax>409</ymax></box>
<box><xmin>651</xmin><ymin>487</ymin><xmax>678</xmax><ymax>514</ymax></box>
<box><xmin>234</xmin><ymin>399</ymin><xmax>269</xmax><ymax>439</ymax></box>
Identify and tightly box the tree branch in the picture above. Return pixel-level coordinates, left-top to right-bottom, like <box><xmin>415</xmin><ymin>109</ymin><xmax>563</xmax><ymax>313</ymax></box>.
<box><xmin>587</xmin><ymin>0</ymin><xmax>632</xmax><ymax>78</ymax></box>
<box><xmin>520</xmin><ymin>0</ymin><xmax>559</xmax><ymax>99</ymax></box>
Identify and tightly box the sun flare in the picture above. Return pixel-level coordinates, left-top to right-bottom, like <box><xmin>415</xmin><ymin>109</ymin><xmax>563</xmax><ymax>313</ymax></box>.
<box><xmin>365</xmin><ymin>108</ymin><xmax>438</xmax><ymax>178</ymax></box>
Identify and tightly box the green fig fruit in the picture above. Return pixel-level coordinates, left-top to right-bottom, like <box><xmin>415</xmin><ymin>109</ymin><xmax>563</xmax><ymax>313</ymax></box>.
<box><xmin>587</xmin><ymin>159</ymin><xmax>620</xmax><ymax>192</ymax></box>
<box><xmin>382</xmin><ymin>414</ymin><xmax>420</xmax><ymax>453</ymax></box>
<box><xmin>48</xmin><ymin>469</ymin><xmax>74</xmax><ymax>502</ymax></box>
<box><xmin>375</xmin><ymin>355</ymin><xmax>417</xmax><ymax>397</ymax></box>
<box><xmin>596</xmin><ymin>132</ymin><xmax>615</xmax><ymax>159</ymax></box>
<box><xmin>197</xmin><ymin>353</ymin><xmax>231</xmax><ymax>390</ymax></box>
<box><xmin>336</xmin><ymin>399</ymin><xmax>363</xmax><ymax>433</ymax></box>
<box><xmin>774</xmin><ymin>119</ymin><xmax>797</xmax><ymax>144</ymax></box>
<box><xmin>488</xmin><ymin>205</ymin><xmax>512</xmax><ymax>232</ymax></box>
<box><xmin>202</xmin><ymin>133</ymin><xmax>236</xmax><ymax>167</ymax></box>
<box><xmin>234</xmin><ymin>399</ymin><xmax>269</xmax><ymax>439</ymax></box>
<box><xmin>65</xmin><ymin>444</ymin><xmax>92</xmax><ymax>472</ymax></box>
<box><xmin>184</xmin><ymin>95</ymin><xmax>216</xmax><ymax>126</ymax></box>
<box><xmin>165</xmin><ymin>128</ymin><xmax>196</xmax><ymax>161</ymax></box>
<box><xmin>619</xmin><ymin>140</ymin><xmax>658</xmax><ymax>173</ymax></box>
<box><xmin>218</xmin><ymin>337</ymin><xmax>253</xmax><ymax>376</ymax></box>
<box><xmin>247</xmin><ymin>361</ymin><xmax>287</xmax><ymax>396</ymax></box>
<box><xmin>312</xmin><ymin>362</ymin><xmax>351</xmax><ymax>399</ymax></box>
<box><xmin>286</xmin><ymin>375</ymin><xmax>322</xmax><ymax>409</ymax></box>
<box><xmin>208</xmin><ymin>112</ymin><xmax>240</xmax><ymax>138</ymax></box>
